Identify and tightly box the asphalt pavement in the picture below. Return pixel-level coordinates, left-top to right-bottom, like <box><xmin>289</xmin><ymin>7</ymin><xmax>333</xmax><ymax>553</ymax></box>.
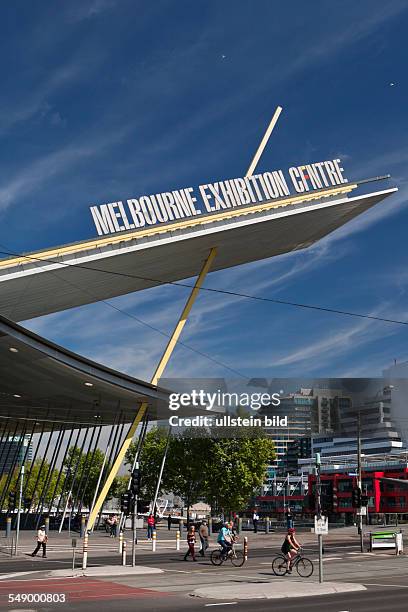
<box><xmin>0</xmin><ymin>527</ymin><xmax>407</xmax><ymax>611</ymax></box>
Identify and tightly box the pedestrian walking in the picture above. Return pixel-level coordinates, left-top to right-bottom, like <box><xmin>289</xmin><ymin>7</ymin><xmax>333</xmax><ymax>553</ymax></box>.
<box><xmin>199</xmin><ymin>520</ymin><xmax>209</xmax><ymax>557</ymax></box>
<box><xmin>147</xmin><ymin>513</ymin><xmax>155</xmax><ymax>540</ymax></box>
<box><xmin>252</xmin><ymin>510</ymin><xmax>259</xmax><ymax>533</ymax></box>
<box><xmin>167</xmin><ymin>514</ymin><xmax>172</xmax><ymax>530</ymax></box>
<box><xmin>183</xmin><ymin>525</ymin><xmax>196</xmax><ymax>561</ymax></box>
<box><xmin>31</xmin><ymin>525</ymin><xmax>48</xmax><ymax>558</ymax></box>
<box><xmin>110</xmin><ymin>514</ymin><xmax>118</xmax><ymax>537</ymax></box>
<box><xmin>286</xmin><ymin>509</ymin><xmax>294</xmax><ymax>530</ymax></box>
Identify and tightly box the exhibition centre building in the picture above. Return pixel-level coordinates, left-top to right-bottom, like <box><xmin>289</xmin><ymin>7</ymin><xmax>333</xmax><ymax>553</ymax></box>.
<box><xmin>0</xmin><ymin>164</ymin><xmax>398</xmax><ymax>530</ymax></box>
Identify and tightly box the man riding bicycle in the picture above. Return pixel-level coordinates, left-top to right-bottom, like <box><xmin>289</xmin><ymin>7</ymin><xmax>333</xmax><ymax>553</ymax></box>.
<box><xmin>281</xmin><ymin>527</ymin><xmax>301</xmax><ymax>573</ymax></box>
<box><xmin>217</xmin><ymin>522</ymin><xmax>233</xmax><ymax>558</ymax></box>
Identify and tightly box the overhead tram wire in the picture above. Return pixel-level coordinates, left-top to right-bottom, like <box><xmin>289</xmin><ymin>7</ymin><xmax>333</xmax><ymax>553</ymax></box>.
<box><xmin>0</xmin><ymin>248</ymin><xmax>407</xmax><ymax>328</ymax></box>
<box><xmin>0</xmin><ymin>244</ymin><xmax>248</xmax><ymax>379</ymax></box>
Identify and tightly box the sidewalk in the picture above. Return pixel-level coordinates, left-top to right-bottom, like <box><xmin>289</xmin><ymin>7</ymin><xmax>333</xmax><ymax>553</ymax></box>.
<box><xmin>191</xmin><ymin>580</ymin><xmax>366</xmax><ymax>600</ymax></box>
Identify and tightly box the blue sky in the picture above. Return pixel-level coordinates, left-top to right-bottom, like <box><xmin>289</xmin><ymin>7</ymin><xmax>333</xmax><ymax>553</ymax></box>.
<box><xmin>1</xmin><ymin>0</ymin><xmax>407</xmax><ymax>382</ymax></box>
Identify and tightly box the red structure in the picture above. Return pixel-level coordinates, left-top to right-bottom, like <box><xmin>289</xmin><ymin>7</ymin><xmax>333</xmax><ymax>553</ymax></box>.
<box><xmin>256</xmin><ymin>465</ymin><xmax>408</xmax><ymax>517</ymax></box>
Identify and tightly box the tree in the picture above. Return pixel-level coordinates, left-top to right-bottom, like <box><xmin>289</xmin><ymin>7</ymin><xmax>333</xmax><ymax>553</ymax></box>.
<box><xmin>0</xmin><ymin>458</ymin><xmax>65</xmax><ymax>510</ymax></box>
<box><xmin>165</xmin><ymin>428</ymin><xmax>213</xmax><ymax>521</ymax></box>
<box><xmin>206</xmin><ymin>427</ymin><xmax>275</xmax><ymax>515</ymax></box>
<box><xmin>125</xmin><ymin>427</ymin><xmax>168</xmax><ymax>500</ymax></box>
<box><xmin>63</xmin><ymin>447</ymin><xmax>119</xmax><ymax>508</ymax></box>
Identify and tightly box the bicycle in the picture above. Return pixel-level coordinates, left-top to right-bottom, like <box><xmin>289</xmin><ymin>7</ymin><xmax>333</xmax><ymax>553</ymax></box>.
<box><xmin>210</xmin><ymin>542</ymin><xmax>245</xmax><ymax>567</ymax></box>
<box><xmin>271</xmin><ymin>548</ymin><xmax>314</xmax><ymax>578</ymax></box>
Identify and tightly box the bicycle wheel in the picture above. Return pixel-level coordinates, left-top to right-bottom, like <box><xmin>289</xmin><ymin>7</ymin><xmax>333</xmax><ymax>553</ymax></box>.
<box><xmin>231</xmin><ymin>550</ymin><xmax>245</xmax><ymax>567</ymax></box>
<box><xmin>210</xmin><ymin>549</ymin><xmax>224</xmax><ymax>566</ymax></box>
<box><xmin>295</xmin><ymin>557</ymin><xmax>314</xmax><ymax>578</ymax></box>
<box><xmin>272</xmin><ymin>555</ymin><xmax>287</xmax><ymax>576</ymax></box>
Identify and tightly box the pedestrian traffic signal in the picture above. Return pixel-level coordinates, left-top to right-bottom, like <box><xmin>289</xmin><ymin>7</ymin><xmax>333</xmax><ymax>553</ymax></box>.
<box><xmin>121</xmin><ymin>491</ymin><xmax>134</xmax><ymax>515</ymax></box>
<box><xmin>130</xmin><ymin>469</ymin><xmax>141</xmax><ymax>495</ymax></box>
<box><xmin>351</xmin><ymin>487</ymin><xmax>361</xmax><ymax>508</ymax></box>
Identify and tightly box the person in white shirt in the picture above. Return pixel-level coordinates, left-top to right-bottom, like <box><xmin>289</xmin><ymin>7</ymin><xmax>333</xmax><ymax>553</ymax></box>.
<box><xmin>31</xmin><ymin>525</ymin><xmax>48</xmax><ymax>558</ymax></box>
<box><xmin>252</xmin><ymin>511</ymin><xmax>260</xmax><ymax>533</ymax></box>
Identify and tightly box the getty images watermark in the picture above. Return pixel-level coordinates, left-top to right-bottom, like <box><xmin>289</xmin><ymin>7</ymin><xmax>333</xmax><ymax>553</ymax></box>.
<box><xmin>167</xmin><ymin>389</ymin><xmax>288</xmax><ymax>428</ymax></box>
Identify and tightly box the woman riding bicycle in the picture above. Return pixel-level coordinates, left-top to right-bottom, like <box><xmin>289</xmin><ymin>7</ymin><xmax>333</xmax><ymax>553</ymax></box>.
<box><xmin>281</xmin><ymin>527</ymin><xmax>301</xmax><ymax>573</ymax></box>
<box><xmin>217</xmin><ymin>522</ymin><xmax>233</xmax><ymax>558</ymax></box>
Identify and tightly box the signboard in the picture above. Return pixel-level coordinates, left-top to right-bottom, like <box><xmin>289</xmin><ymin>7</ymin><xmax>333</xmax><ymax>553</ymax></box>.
<box><xmin>90</xmin><ymin>158</ymin><xmax>348</xmax><ymax>236</ymax></box>
<box><xmin>314</xmin><ymin>515</ymin><xmax>328</xmax><ymax>535</ymax></box>
<box><xmin>357</xmin><ymin>506</ymin><xmax>367</xmax><ymax>516</ymax></box>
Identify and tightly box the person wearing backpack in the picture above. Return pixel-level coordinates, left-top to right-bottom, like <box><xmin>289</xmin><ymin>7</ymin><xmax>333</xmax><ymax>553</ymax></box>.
<box><xmin>281</xmin><ymin>527</ymin><xmax>301</xmax><ymax>573</ymax></box>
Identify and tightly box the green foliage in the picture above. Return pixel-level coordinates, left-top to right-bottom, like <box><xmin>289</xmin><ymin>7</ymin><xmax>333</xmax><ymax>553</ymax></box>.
<box><xmin>126</xmin><ymin>425</ymin><xmax>275</xmax><ymax>515</ymax></box>
<box><xmin>0</xmin><ymin>458</ymin><xmax>65</xmax><ymax>509</ymax></box>
<box><xmin>165</xmin><ymin>428</ymin><xmax>213</xmax><ymax>512</ymax></box>
<box><xmin>206</xmin><ymin>434</ymin><xmax>275</xmax><ymax>513</ymax></box>
<box><xmin>63</xmin><ymin>447</ymin><xmax>118</xmax><ymax>507</ymax></box>
<box><xmin>125</xmin><ymin>428</ymin><xmax>168</xmax><ymax>500</ymax></box>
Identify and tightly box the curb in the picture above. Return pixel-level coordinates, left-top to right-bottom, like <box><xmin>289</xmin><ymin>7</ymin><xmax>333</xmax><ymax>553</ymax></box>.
<box><xmin>191</xmin><ymin>580</ymin><xmax>367</xmax><ymax>600</ymax></box>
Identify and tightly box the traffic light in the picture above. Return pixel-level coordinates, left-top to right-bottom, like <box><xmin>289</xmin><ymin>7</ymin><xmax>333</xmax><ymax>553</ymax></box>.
<box><xmin>137</xmin><ymin>499</ymin><xmax>150</xmax><ymax>513</ymax></box>
<box><xmin>360</xmin><ymin>494</ymin><xmax>369</xmax><ymax>506</ymax></box>
<box><xmin>121</xmin><ymin>491</ymin><xmax>134</xmax><ymax>515</ymax></box>
<box><xmin>130</xmin><ymin>469</ymin><xmax>141</xmax><ymax>495</ymax></box>
<box><xmin>23</xmin><ymin>497</ymin><xmax>32</xmax><ymax>510</ymax></box>
<box><xmin>351</xmin><ymin>487</ymin><xmax>361</xmax><ymax>508</ymax></box>
<box><xmin>8</xmin><ymin>492</ymin><xmax>16</xmax><ymax>509</ymax></box>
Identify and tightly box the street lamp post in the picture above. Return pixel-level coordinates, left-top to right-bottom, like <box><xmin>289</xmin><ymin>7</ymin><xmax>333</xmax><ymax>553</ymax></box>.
<box><xmin>357</xmin><ymin>412</ymin><xmax>364</xmax><ymax>553</ymax></box>
<box><xmin>315</xmin><ymin>453</ymin><xmax>323</xmax><ymax>583</ymax></box>
<box><xmin>15</xmin><ymin>465</ymin><xmax>24</xmax><ymax>555</ymax></box>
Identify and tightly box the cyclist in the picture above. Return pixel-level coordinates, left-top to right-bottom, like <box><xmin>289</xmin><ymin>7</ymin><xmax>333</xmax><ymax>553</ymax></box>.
<box><xmin>217</xmin><ymin>522</ymin><xmax>233</xmax><ymax>559</ymax></box>
<box><xmin>281</xmin><ymin>527</ymin><xmax>301</xmax><ymax>573</ymax></box>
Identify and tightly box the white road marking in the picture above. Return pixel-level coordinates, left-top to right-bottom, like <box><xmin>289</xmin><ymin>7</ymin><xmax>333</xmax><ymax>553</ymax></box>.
<box><xmin>363</xmin><ymin>583</ymin><xmax>408</xmax><ymax>588</ymax></box>
<box><xmin>205</xmin><ymin>604</ymin><xmax>238</xmax><ymax>607</ymax></box>
<box><xmin>0</xmin><ymin>571</ymin><xmax>42</xmax><ymax>580</ymax></box>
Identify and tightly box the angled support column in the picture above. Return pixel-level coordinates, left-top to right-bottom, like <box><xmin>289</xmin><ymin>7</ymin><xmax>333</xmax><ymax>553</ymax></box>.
<box><xmin>86</xmin><ymin>247</ymin><xmax>217</xmax><ymax>532</ymax></box>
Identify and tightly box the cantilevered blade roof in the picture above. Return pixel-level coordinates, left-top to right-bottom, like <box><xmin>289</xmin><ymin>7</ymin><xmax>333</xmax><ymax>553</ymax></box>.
<box><xmin>0</xmin><ymin>184</ymin><xmax>397</xmax><ymax>322</ymax></box>
<box><xmin>0</xmin><ymin>314</ymin><xmax>176</xmax><ymax>432</ymax></box>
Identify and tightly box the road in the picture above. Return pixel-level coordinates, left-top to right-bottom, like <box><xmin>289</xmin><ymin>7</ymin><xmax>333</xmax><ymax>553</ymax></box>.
<box><xmin>0</xmin><ymin>528</ymin><xmax>406</xmax><ymax>611</ymax></box>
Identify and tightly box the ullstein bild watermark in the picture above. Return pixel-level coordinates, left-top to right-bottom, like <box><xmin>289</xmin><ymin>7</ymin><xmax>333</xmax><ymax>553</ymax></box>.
<box><xmin>168</xmin><ymin>414</ymin><xmax>288</xmax><ymax>427</ymax></box>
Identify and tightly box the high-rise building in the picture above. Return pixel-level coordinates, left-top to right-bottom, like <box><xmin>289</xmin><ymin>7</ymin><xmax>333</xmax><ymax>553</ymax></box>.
<box><xmin>0</xmin><ymin>436</ymin><xmax>32</xmax><ymax>473</ymax></box>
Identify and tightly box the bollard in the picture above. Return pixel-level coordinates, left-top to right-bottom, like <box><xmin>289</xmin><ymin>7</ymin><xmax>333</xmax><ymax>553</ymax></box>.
<box><xmin>122</xmin><ymin>539</ymin><xmax>127</xmax><ymax>566</ymax></box>
<box><xmin>45</xmin><ymin>517</ymin><xmax>50</xmax><ymax>535</ymax></box>
<box><xmin>115</xmin><ymin>522</ymin><xmax>120</xmax><ymax>538</ymax></box>
<box><xmin>119</xmin><ymin>530</ymin><xmax>124</xmax><ymax>554</ymax></box>
<box><xmin>265</xmin><ymin>517</ymin><xmax>270</xmax><ymax>534</ymax></box>
<box><xmin>179</xmin><ymin>519</ymin><xmax>183</xmax><ymax>534</ymax></box>
<box><xmin>237</xmin><ymin>517</ymin><xmax>242</xmax><ymax>535</ymax></box>
<box><xmin>152</xmin><ymin>530</ymin><xmax>157</xmax><ymax>552</ymax></box>
<box><xmin>80</xmin><ymin>516</ymin><xmax>85</xmax><ymax>538</ymax></box>
<box><xmin>208</xmin><ymin>517</ymin><xmax>212</xmax><ymax>535</ymax></box>
<box><xmin>244</xmin><ymin>536</ymin><xmax>248</xmax><ymax>561</ymax></box>
<box><xmin>82</xmin><ymin>532</ymin><xmax>88</xmax><ymax>570</ymax></box>
<box><xmin>5</xmin><ymin>517</ymin><xmax>11</xmax><ymax>538</ymax></box>
<box><xmin>176</xmin><ymin>530</ymin><xmax>180</xmax><ymax>551</ymax></box>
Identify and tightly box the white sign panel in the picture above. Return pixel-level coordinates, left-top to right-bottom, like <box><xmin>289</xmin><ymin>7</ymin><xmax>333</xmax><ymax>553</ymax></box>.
<box><xmin>90</xmin><ymin>158</ymin><xmax>348</xmax><ymax>236</ymax></box>
<box><xmin>314</xmin><ymin>515</ymin><xmax>328</xmax><ymax>535</ymax></box>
